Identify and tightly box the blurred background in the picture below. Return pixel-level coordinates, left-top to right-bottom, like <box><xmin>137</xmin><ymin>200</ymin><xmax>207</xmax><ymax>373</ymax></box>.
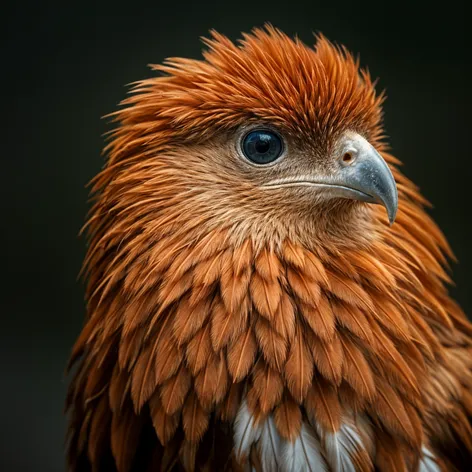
<box><xmin>2</xmin><ymin>0</ymin><xmax>469</xmax><ymax>470</ymax></box>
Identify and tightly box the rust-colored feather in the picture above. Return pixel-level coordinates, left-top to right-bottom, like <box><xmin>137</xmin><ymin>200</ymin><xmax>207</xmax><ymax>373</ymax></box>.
<box><xmin>193</xmin><ymin>255</ymin><xmax>223</xmax><ymax>288</ymax></box>
<box><xmin>159</xmin><ymin>364</ymin><xmax>192</xmax><ymax>415</ymax></box>
<box><xmin>250</xmin><ymin>360</ymin><xmax>284</xmax><ymax>414</ymax></box>
<box><xmin>272</xmin><ymin>290</ymin><xmax>296</xmax><ymax>340</ymax></box>
<box><xmin>255</xmin><ymin>247</ymin><xmax>282</xmax><ymax>281</ymax></box>
<box><xmin>327</xmin><ymin>271</ymin><xmax>374</xmax><ymax>313</ymax></box>
<box><xmin>182</xmin><ymin>391</ymin><xmax>210</xmax><ymax>443</ymax></box>
<box><xmin>110</xmin><ymin>401</ymin><xmax>144</xmax><ymax>472</ymax></box>
<box><xmin>218</xmin><ymin>382</ymin><xmax>243</xmax><ymax>422</ymax></box>
<box><xmin>333</xmin><ymin>300</ymin><xmax>374</xmax><ymax>346</ymax></box>
<box><xmin>153</xmin><ymin>331</ymin><xmax>183</xmax><ymax>385</ymax></box>
<box><xmin>371</xmin><ymin>295</ymin><xmax>412</xmax><ymax>341</ymax></box>
<box><xmin>149</xmin><ymin>392</ymin><xmax>179</xmax><ymax>445</ymax></box>
<box><xmin>299</xmin><ymin>296</ymin><xmax>336</xmax><ymax>342</ymax></box>
<box><xmin>367</xmin><ymin>322</ymin><xmax>421</xmax><ymax>398</ymax></box>
<box><xmin>273</xmin><ymin>394</ymin><xmax>302</xmax><ymax>441</ymax></box>
<box><xmin>287</xmin><ymin>266</ymin><xmax>321</xmax><ymax>305</ymax></box>
<box><xmin>109</xmin><ymin>363</ymin><xmax>130</xmax><ymax>414</ymax></box>
<box><xmin>283</xmin><ymin>239</ymin><xmax>306</xmax><ymax>269</ymax></box>
<box><xmin>284</xmin><ymin>325</ymin><xmax>313</xmax><ymax>402</ymax></box>
<box><xmin>185</xmin><ymin>323</ymin><xmax>214</xmax><ymax>376</ymax></box>
<box><xmin>87</xmin><ymin>394</ymin><xmax>112</xmax><ymax>465</ymax></box>
<box><xmin>254</xmin><ymin>317</ymin><xmax>287</xmax><ymax>370</ymax></box>
<box><xmin>310</xmin><ymin>331</ymin><xmax>344</xmax><ymax>385</ymax></box>
<box><xmin>305</xmin><ymin>376</ymin><xmax>342</xmax><ymax>433</ymax></box>
<box><xmin>194</xmin><ymin>353</ymin><xmax>229</xmax><ymax>408</ymax></box>
<box><xmin>118</xmin><ymin>326</ymin><xmax>146</xmax><ymax>370</ymax></box>
<box><xmin>130</xmin><ymin>315</ymin><xmax>177</xmax><ymax>411</ymax></box>
<box><xmin>303</xmin><ymin>250</ymin><xmax>330</xmax><ymax>288</ymax></box>
<box><xmin>210</xmin><ymin>295</ymin><xmax>247</xmax><ymax>351</ymax></box>
<box><xmin>374</xmin><ymin>430</ymin><xmax>409</xmax><ymax>472</ymax></box>
<box><xmin>220</xmin><ymin>257</ymin><xmax>252</xmax><ymax>313</ymax></box>
<box><xmin>339</xmin><ymin>334</ymin><xmax>376</xmax><ymax>401</ymax></box>
<box><xmin>232</xmin><ymin>238</ymin><xmax>253</xmax><ymax>276</ymax></box>
<box><xmin>172</xmin><ymin>293</ymin><xmax>213</xmax><ymax>346</ymax></box>
<box><xmin>250</xmin><ymin>272</ymin><xmax>281</xmax><ymax>320</ymax></box>
<box><xmin>227</xmin><ymin>327</ymin><xmax>257</xmax><ymax>382</ymax></box>
<box><xmin>157</xmin><ymin>270</ymin><xmax>194</xmax><ymax>315</ymax></box>
<box><xmin>374</xmin><ymin>383</ymin><xmax>423</xmax><ymax>448</ymax></box>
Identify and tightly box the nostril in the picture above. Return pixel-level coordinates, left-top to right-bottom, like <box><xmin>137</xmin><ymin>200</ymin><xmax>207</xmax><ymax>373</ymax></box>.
<box><xmin>342</xmin><ymin>152</ymin><xmax>355</xmax><ymax>164</ymax></box>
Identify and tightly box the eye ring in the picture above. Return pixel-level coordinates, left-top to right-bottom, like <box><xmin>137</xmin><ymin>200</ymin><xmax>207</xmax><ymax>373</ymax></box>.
<box><xmin>240</xmin><ymin>128</ymin><xmax>285</xmax><ymax>165</ymax></box>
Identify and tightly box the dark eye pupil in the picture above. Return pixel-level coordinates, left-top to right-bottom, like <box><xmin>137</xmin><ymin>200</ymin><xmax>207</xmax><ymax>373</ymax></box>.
<box><xmin>255</xmin><ymin>138</ymin><xmax>270</xmax><ymax>154</ymax></box>
<box><xmin>241</xmin><ymin>129</ymin><xmax>283</xmax><ymax>164</ymax></box>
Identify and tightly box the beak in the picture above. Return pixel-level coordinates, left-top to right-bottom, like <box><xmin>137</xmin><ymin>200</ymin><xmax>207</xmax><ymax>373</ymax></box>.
<box><xmin>322</xmin><ymin>132</ymin><xmax>398</xmax><ymax>224</ymax></box>
<box><xmin>263</xmin><ymin>132</ymin><xmax>398</xmax><ymax>225</ymax></box>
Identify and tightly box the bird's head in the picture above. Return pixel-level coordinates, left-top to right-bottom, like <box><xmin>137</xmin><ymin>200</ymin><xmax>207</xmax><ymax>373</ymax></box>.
<box><xmin>70</xmin><ymin>28</ymin><xmax>469</xmax><ymax>472</ymax></box>
<box><xmin>95</xmin><ymin>27</ymin><xmax>398</xmax><ymax>258</ymax></box>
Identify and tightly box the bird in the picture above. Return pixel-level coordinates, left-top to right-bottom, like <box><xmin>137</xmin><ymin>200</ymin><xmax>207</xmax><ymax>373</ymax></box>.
<box><xmin>65</xmin><ymin>26</ymin><xmax>472</xmax><ymax>471</ymax></box>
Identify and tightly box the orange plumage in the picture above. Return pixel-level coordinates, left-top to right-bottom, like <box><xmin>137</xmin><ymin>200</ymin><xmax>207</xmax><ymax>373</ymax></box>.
<box><xmin>66</xmin><ymin>26</ymin><xmax>472</xmax><ymax>471</ymax></box>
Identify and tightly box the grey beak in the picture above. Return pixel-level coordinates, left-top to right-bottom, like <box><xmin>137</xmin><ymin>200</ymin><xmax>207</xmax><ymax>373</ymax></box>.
<box><xmin>262</xmin><ymin>132</ymin><xmax>398</xmax><ymax>224</ymax></box>
<box><xmin>330</xmin><ymin>133</ymin><xmax>398</xmax><ymax>225</ymax></box>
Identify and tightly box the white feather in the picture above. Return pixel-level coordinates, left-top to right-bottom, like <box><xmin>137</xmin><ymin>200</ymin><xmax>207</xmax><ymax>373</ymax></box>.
<box><xmin>280</xmin><ymin>423</ymin><xmax>327</xmax><ymax>472</ymax></box>
<box><xmin>419</xmin><ymin>447</ymin><xmax>441</xmax><ymax>472</ymax></box>
<box><xmin>234</xmin><ymin>401</ymin><xmax>261</xmax><ymax>459</ymax></box>
<box><xmin>258</xmin><ymin>416</ymin><xmax>283</xmax><ymax>471</ymax></box>
<box><xmin>322</xmin><ymin>422</ymin><xmax>364</xmax><ymax>472</ymax></box>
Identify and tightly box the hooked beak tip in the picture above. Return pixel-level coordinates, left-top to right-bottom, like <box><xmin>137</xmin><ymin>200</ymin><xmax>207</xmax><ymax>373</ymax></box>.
<box><xmin>380</xmin><ymin>185</ymin><xmax>398</xmax><ymax>226</ymax></box>
<box><xmin>337</xmin><ymin>133</ymin><xmax>399</xmax><ymax>227</ymax></box>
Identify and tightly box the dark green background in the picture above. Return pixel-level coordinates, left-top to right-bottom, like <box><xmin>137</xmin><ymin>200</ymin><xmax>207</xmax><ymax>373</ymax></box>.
<box><xmin>2</xmin><ymin>0</ymin><xmax>469</xmax><ymax>470</ymax></box>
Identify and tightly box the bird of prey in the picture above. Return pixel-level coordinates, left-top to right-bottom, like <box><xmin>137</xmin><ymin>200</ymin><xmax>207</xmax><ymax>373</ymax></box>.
<box><xmin>66</xmin><ymin>26</ymin><xmax>472</xmax><ymax>471</ymax></box>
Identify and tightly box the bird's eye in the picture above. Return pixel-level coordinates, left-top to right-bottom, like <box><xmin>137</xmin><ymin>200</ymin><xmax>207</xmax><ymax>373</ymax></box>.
<box><xmin>241</xmin><ymin>129</ymin><xmax>284</xmax><ymax>165</ymax></box>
